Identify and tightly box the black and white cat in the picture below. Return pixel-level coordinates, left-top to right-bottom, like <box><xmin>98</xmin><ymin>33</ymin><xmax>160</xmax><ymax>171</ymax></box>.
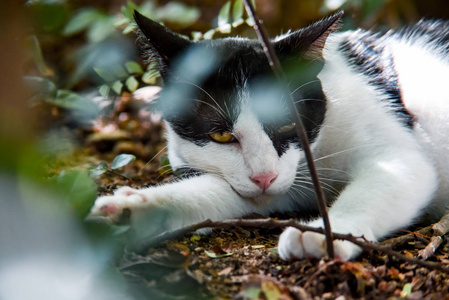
<box><xmin>89</xmin><ymin>11</ymin><xmax>449</xmax><ymax>260</ymax></box>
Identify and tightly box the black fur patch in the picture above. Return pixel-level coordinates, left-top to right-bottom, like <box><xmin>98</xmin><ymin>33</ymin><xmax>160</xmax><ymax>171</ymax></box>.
<box><xmin>160</xmin><ymin>38</ymin><xmax>326</xmax><ymax>155</ymax></box>
<box><xmin>339</xmin><ymin>32</ymin><xmax>414</xmax><ymax>128</ymax></box>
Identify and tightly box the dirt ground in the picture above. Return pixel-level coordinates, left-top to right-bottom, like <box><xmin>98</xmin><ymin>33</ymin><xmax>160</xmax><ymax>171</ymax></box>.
<box><xmin>72</xmin><ymin>106</ymin><xmax>449</xmax><ymax>299</ymax></box>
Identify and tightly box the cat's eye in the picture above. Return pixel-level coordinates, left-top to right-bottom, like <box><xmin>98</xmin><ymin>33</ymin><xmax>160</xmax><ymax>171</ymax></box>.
<box><xmin>279</xmin><ymin>123</ymin><xmax>296</xmax><ymax>133</ymax></box>
<box><xmin>209</xmin><ymin>131</ymin><xmax>235</xmax><ymax>143</ymax></box>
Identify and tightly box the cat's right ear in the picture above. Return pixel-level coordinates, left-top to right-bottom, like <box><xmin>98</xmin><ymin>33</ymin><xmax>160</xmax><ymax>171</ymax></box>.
<box><xmin>134</xmin><ymin>10</ymin><xmax>192</xmax><ymax>77</ymax></box>
<box><xmin>273</xmin><ymin>11</ymin><xmax>343</xmax><ymax>61</ymax></box>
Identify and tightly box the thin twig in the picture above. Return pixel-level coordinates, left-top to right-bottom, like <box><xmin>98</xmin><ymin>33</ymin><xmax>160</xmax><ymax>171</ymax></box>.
<box><xmin>241</xmin><ymin>0</ymin><xmax>334</xmax><ymax>259</ymax></box>
<box><xmin>129</xmin><ymin>217</ymin><xmax>449</xmax><ymax>274</ymax></box>
<box><xmin>418</xmin><ymin>236</ymin><xmax>444</xmax><ymax>260</ymax></box>
<box><xmin>432</xmin><ymin>209</ymin><xmax>449</xmax><ymax>236</ymax></box>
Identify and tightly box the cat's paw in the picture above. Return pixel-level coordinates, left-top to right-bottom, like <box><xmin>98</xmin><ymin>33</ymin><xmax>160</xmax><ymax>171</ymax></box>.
<box><xmin>88</xmin><ymin>186</ymin><xmax>152</xmax><ymax>224</ymax></box>
<box><xmin>277</xmin><ymin>227</ymin><xmax>361</xmax><ymax>261</ymax></box>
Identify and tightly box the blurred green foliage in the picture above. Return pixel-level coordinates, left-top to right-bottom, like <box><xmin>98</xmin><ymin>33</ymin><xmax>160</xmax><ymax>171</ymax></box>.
<box><xmin>1</xmin><ymin>1</ymin><xmax>448</xmax><ymax>298</ymax></box>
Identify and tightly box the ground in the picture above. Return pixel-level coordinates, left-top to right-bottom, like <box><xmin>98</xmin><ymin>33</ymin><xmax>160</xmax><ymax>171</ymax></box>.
<box><xmin>69</xmin><ymin>109</ymin><xmax>449</xmax><ymax>300</ymax></box>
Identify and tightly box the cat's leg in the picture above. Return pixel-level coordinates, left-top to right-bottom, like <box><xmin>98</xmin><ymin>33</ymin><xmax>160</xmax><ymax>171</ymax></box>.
<box><xmin>89</xmin><ymin>174</ymin><xmax>257</xmax><ymax>236</ymax></box>
<box><xmin>278</xmin><ymin>151</ymin><xmax>438</xmax><ymax>260</ymax></box>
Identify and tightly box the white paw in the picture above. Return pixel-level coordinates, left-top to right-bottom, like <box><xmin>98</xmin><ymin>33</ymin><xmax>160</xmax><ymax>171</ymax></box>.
<box><xmin>88</xmin><ymin>187</ymin><xmax>151</xmax><ymax>224</ymax></box>
<box><xmin>277</xmin><ymin>227</ymin><xmax>361</xmax><ymax>261</ymax></box>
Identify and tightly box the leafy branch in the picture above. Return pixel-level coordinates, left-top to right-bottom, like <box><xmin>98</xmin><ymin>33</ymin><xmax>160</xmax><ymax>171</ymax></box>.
<box><xmin>89</xmin><ymin>153</ymin><xmax>136</xmax><ymax>180</ymax></box>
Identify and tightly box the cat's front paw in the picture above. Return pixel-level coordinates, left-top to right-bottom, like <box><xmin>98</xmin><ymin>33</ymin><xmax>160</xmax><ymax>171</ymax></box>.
<box><xmin>88</xmin><ymin>186</ymin><xmax>152</xmax><ymax>224</ymax></box>
<box><xmin>277</xmin><ymin>227</ymin><xmax>361</xmax><ymax>261</ymax></box>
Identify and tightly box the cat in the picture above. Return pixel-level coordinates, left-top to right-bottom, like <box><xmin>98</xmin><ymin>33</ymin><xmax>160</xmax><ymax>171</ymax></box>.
<box><xmin>89</xmin><ymin>10</ymin><xmax>449</xmax><ymax>260</ymax></box>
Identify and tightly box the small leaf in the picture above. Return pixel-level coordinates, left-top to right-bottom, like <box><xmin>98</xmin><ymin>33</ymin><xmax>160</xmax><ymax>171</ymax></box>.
<box><xmin>94</xmin><ymin>67</ymin><xmax>115</xmax><ymax>82</ymax></box>
<box><xmin>232</xmin><ymin>18</ymin><xmax>245</xmax><ymax>28</ymax></box>
<box><xmin>111</xmin><ymin>80</ymin><xmax>123</xmax><ymax>94</ymax></box>
<box><xmin>218</xmin><ymin>23</ymin><xmax>232</xmax><ymax>34</ymax></box>
<box><xmin>191</xmin><ymin>31</ymin><xmax>202</xmax><ymax>41</ymax></box>
<box><xmin>232</xmin><ymin>0</ymin><xmax>244</xmax><ymax>22</ymax></box>
<box><xmin>204</xmin><ymin>250</ymin><xmax>233</xmax><ymax>258</ymax></box>
<box><xmin>87</xmin><ymin>16</ymin><xmax>115</xmax><ymax>43</ymax></box>
<box><xmin>97</xmin><ymin>161</ymin><xmax>108</xmax><ymax>169</ymax></box>
<box><xmin>63</xmin><ymin>8</ymin><xmax>101</xmax><ymax>36</ymax></box>
<box><xmin>113</xmin><ymin>65</ymin><xmax>128</xmax><ymax>79</ymax></box>
<box><xmin>29</xmin><ymin>36</ymin><xmax>53</xmax><ymax>76</ymax></box>
<box><xmin>400</xmin><ymin>283</ymin><xmax>413</xmax><ymax>297</ymax></box>
<box><xmin>268</xmin><ymin>248</ymin><xmax>278</xmax><ymax>255</ymax></box>
<box><xmin>125</xmin><ymin>75</ymin><xmax>139</xmax><ymax>92</ymax></box>
<box><xmin>125</xmin><ymin>61</ymin><xmax>144</xmax><ymax>75</ymax></box>
<box><xmin>246</xmin><ymin>17</ymin><xmax>255</xmax><ymax>27</ymax></box>
<box><xmin>203</xmin><ymin>29</ymin><xmax>216</xmax><ymax>40</ymax></box>
<box><xmin>98</xmin><ymin>84</ymin><xmax>110</xmax><ymax>98</ymax></box>
<box><xmin>190</xmin><ymin>235</ymin><xmax>201</xmax><ymax>241</ymax></box>
<box><xmin>122</xmin><ymin>23</ymin><xmax>137</xmax><ymax>34</ymax></box>
<box><xmin>142</xmin><ymin>62</ymin><xmax>161</xmax><ymax>83</ymax></box>
<box><xmin>111</xmin><ymin>154</ymin><xmax>136</xmax><ymax>169</ymax></box>
<box><xmin>52</xmin><ymin>90</ymin><xmax>98</xmax><ymax>113</ymax></box>
<box><xmin>218</xmin><ymin>1</ymin><xmax>231</xmax><ymax>26</ymax></box>
<box><xmin>88</xmin><ymin>161</ymin><xmax>108</xmax><ymax>177</ymax></box>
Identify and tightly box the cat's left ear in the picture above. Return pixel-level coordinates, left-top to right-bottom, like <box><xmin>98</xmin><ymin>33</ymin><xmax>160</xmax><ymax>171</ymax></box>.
<box><xmin>273</xmin><ymin>11</ymin><xmax>343</xmax><ymax>61</ymax></box>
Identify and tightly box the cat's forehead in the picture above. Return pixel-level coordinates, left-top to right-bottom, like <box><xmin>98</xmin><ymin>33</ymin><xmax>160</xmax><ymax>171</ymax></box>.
<box><xmin>197</xmin><ymin>38</ymin><xmax>272</xmax><ymax>86</ymax></box>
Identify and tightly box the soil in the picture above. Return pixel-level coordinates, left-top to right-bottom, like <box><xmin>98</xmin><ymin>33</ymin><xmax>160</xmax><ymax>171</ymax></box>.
<box><xmin>70</xmin><ymin>105</ymin><xmax>449</xmax><ymax>300</ymax></box>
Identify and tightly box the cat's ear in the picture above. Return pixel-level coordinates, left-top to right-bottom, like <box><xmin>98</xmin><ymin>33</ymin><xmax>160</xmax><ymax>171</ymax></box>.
<box><xmin>134</xmin><ymin>10</ymin><xmax>192</xmax><ymax>76</ymax></box>
<box><xmin>273</xmin><ymin>11</ymin><xmax>343</xmax><ymax>61</ymax></box>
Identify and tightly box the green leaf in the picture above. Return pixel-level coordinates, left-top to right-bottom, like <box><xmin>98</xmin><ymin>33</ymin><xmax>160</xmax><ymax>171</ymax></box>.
<box><xmin>113</xmin><ymin>65</ymin><xmax>128</xmax><ymax>79</ymax></box>
<box><xmin>203</xmin><ymin>29</ymin><xmax>216</xmax><ymax>40</ymax></box>
<box><xmin>232</xmin><ymin>18</ymin><xmax>245</xmax><ymax>28</ymax></box>
<box><xmin>191</xmin><ymin>31</ymin><xmax>203</xmax><ymax>41</ymax></box>
<box><xmin>190</xmin><ymin>235</ymin><xmax>201</xmax><ymax>241</ymax></box>
<box><xmin>125</xmin><ymin>75</ymin><xmax>139</xmax><ymax>92</ymax></box>
<box><xmin>99</xmin><ymin>84</ymin><xmax>110</xmax><ymax>98</ymax></box>
<box><xmin>218</xmin><ymin>23</ymin><xmax>232</xmax><ymax>34</ymax></box>
<box><xmin>94</xmin><ymin>67</ymin><xmax>115</xmax><ymax>82</ymax></box>
<box><xmin>122</xmin><ymin>23</ymin><xmax>136</xmax><ymax>34</ymax></box>
<box><xmin>125</xmin><ymin>61</ymin><xmax>144</xmax><ymax>75</ymax></box>
<box><xmin>142</xmin><ymin>69</ymin><xmax>160</xmax><ymax>84</ymax></box>
<box><xmin>218</xmin><ymin>1</ymin><xmax>231</xmax><ymax>26</ymax></box>
<box><xmin>155</xmin><ymin>2</ymin><xmax>200</xmax><ymax>27</ymax></box>
<box><xmin>62</xmin><ymin>8</ymin><xmax>102</xmax><ymax>36</ymax></box>
<box><xmin>400</xmin><ymin>283</ymin><xmax>413</xmax><ymax>297</ymax></box>
<box><xmin>29</xmin><ymin>36</ymin><xmax>52</xmax><ymax>76</ymax></box>
<box><xmin>52</xmin><ymin>90</ymin><xmax>98</xmax><ymax>113</ymax></box>
<box><xmin>87</xmin><ymin>16</ymin><xmax>115</xmax><ymax>43</ymax></box>
<box><xmin>88</xmin><ymin>163</ymin><xmax>108</xmax><ymax>177</ymax></box>
<box><xmin>246</xmin><ymin>17</ymin><xmax>255</xmax><ymax>27</ymax></box>
<box><xmin>56</xmin><ymin>170</ymin><xmax>97</xmax><ymax>218</ymax></box>
<box><xmin>111</xmin><ymin>154</ymin><xmax>136</xmax><ymax>169</ymax></box>
<box><xmin>204</xmin><ymin>250</ymin><xmax>233</xmax><ymax>258</ymax></box>
<box><xmin>23</xmin><ymin>76</ymin><xmax>57</xmax><ymax>100</ymax></box>
<box><xmin>232</xmin><ymin>0</ymin><xmax>244</xmax><ymax>22</ymax></box>
<box><xmin>111</xmin><ymin>80</ymin><xmax>123</xmax><ymax>94</ymax></box>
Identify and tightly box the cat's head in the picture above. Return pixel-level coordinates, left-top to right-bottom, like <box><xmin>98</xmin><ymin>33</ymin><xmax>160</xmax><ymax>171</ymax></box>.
<box><xmin>134</xmin><ymin>11</ymin><xmax>342</xmax><ymax>204</ymax></box>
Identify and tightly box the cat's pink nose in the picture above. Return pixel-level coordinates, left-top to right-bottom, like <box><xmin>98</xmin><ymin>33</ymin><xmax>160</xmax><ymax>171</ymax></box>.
<box><xmin>250</xmin><ymin>172</ymin><xmax>278</xmax><ymax>190</ymax></box>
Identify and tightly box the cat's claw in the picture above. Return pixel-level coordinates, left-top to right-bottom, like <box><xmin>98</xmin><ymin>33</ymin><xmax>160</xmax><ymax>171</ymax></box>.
<box><xmin>278</xmin><ymin>227</ymin><xmax>361</xmax><ymax>261</ymax></box>
<box><xmin>88</xmin><ymin>187</ymin><xmax>149</xmax><ymax>224</ymax></box>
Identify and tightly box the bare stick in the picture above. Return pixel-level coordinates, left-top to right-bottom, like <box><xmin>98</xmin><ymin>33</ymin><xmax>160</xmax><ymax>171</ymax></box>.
<box><xmin>418</xmin><ymin>236</ymin><xmax>444</xmax><ymax>260</ymax></box>
<box><xmin>432</xmin><ymin>209</ymin><xmax>449</xmax><ymax>236</ymax></box>
<box><xmin>129</xmin><ymin>217</ymin><xmax>449</xmax><ymax>274</ymax></box>
<box><xmin>241</xmin><ymin>0</ymin><xmax>334</xmax><ymax>258</ymax></box>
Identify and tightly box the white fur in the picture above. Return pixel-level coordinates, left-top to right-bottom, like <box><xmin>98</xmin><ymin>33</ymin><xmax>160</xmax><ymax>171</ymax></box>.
<box><xmin>90</xmin><ymin>26</ymin><xmax>448</xmax><ymax>260</ymax></box>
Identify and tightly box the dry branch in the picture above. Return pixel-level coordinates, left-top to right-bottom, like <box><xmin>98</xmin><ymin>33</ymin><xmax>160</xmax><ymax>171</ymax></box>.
<box><xmin>130</xmin><ymin>217</ymin><xmax>449</xmax><ymax>274</ymax></box>
<box><xmin>241</xmin><ymin>0</ymin><xmax>334</xmax><ymax>259</ymax></box>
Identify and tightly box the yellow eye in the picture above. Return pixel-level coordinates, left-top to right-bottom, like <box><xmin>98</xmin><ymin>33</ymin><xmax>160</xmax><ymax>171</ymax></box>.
<box><xmin>279</xmin><ymin>123</ymin><xmax>296</xmax><ymax>133</ymax></box>
<box><xmin>209</xmin><ymin>131</ymin><xmax>235</xmax><ymax>143</ymax></box>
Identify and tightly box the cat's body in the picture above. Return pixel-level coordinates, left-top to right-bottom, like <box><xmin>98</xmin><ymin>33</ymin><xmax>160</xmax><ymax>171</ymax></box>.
<box><xmin>89</xmin><ymin>12</ymin><xmax>449</xmax><ymax>260</ymax></box>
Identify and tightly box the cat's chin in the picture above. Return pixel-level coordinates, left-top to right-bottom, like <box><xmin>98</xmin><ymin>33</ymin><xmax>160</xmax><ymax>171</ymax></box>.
<box><xmin>247</xmin><ymin>194</ymin><xmax>276</xmax><ymax>206</ymax></box>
